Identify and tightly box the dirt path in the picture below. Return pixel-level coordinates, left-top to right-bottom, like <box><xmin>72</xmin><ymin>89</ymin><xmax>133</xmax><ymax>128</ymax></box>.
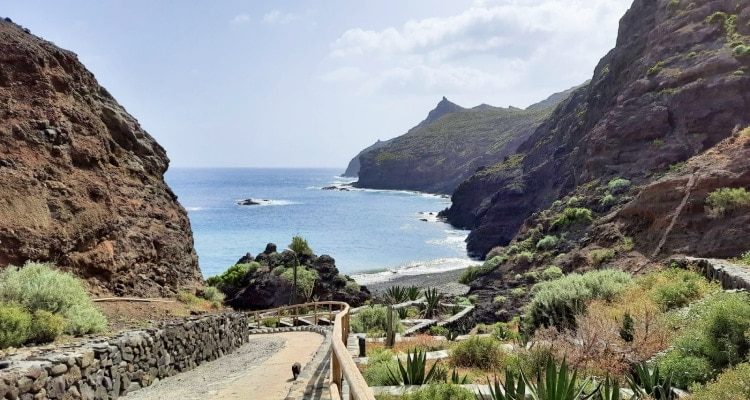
<box><xmin>125</xmin><ymin>332</ymin><xmax>325</xmax><ymax>400</ymax></box>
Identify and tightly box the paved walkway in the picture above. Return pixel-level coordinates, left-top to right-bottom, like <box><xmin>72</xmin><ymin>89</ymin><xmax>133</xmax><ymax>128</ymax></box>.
<box><xmin>126</xmin><ymin>332</ymin><xmax>325</xmax><ymax>400</ymax></box>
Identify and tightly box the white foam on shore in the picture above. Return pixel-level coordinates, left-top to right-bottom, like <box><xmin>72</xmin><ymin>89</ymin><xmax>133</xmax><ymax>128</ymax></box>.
<box><xmin>351</xmin><ymin>257</ymin><xmax>476</xmax><ymax>285</ymax></box>
<box><xmin>185</xmin><ymin>206</ymin><xmax>205</xmax><ymax>212</ymax></box>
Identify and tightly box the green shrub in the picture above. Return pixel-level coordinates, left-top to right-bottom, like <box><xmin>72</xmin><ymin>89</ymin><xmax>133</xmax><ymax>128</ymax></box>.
<box><xmin>525</xmin><ymin>269</ymin><xmax>633</xmax><ymax>331</ymax></box>
<box><xmin>541</xmin><ymin>266</ymin><xmax>563</xmax><ymax>281</ymax></box>
<box><xmin>450</xmin><ymin>336</ymin><xmax>504</xmax><ymax>370</ymax></box>
<box><xmin>640</xmin><ymin>268</ymin><xmax>716</xmax><ymax>309</ymax></box>
<box><xmin>280</xmin><ymin>266</ymin><xmax>319</xmax><ymax>300</ymax></box>
<box><xmin>364</xmin><ymin>349</ymin><xmax>399</xmax><ymax>386</ymax></box>
<box><xmin>289</xmin><ymin>235</ymin><xmax>313</xmax><ymax>257</ymax></box>
<box><xmin>607</xmin><ymin>178</ymin><xmax>632</xmax><ymax>194</ymax></box>
<box><xmin>261</xmin><ymin>317</ymin><xmax>279</xmax><ymax>327</ymax></box>
<box><xmin>536</xmin><ymin>235</ymin><xmax>558</xmax><ymax>251</ymax></box>
<box><xmin>177</xmin><ymin>290</ymin><xmax>201</xmax><ymax>305</ymax></box>
<box><xmin>691</xmin><ymin>362</ymin><xmax>750</xmax><ymax>400</ymax></box>
<box><xmin>428</xmin><ymin>325</ymin><xmax>450</xmax><ymax>337</ymax></box>
<box><xmin>0</xmin><ymin>302</ymin><xmax>31</xmax><ymax>348</ymax></box>
<box><xmin>648</xmin><ymin>61</ymin><xmax>666</xmax><ymax>76</ymax></box>
<box><xmin>399</xmin><ymin>384</ymin><xmax>475</xmax><ymax>400</ymax></box>
<box><xmin>28</xmin><ymin>310</ymin><xmax>65</xmax><ymax>344</ymax></box>
<box><xmin>206</xmin><ymin>262</ymin><xmax>259</xmax><ymax>288</ymax></box>
<box><xmin>590</xmin><ymin>248</ymin><xmax>615</xmax><ymax>266</ymax></box>
<box><xmin>351</xmin><ymin>305</ymin><xmax>403</xmax><ymax>334</ymax></box>
<box><xmin>514</xmin><ymin>251</ymin><xmax>533</xmax><ymax>265</ymax></box>
<box><xmin>493</xmin><ymin>295</ymin><xmax>507</xmax><ymax>304</ymax></box>
<box><xmin>552</xmin><ymin>207</ymin><xmax>593</xmax><ymax>228</ymax></box>
<box><xmin>657</xmin><ymin>351</ymin><xmax>713</xmax><ymax>389</ymax></box>
<box><xmin>458</xmin><ymin>256</ymin><xmax>506</xmax><ymax>284</ymax></box>
<box><xmin>491</xmin><ymin>322</ymin><xmax>517</xmax><ymax>341</ymax></box>
<box><xmin>601</xmin><ymin>193</ymin><xmax>617</xmax><ymax>207</ymax></box>
<box><xmin>523</xmin><ymin>271</ymin><xmax>540</xmax><ymax>283</ymax></box>
<box><xmin>510</xmin><ymin>287</ymin><xmax>526</xmax><ymax>297</ymax></box>
<box><xmin>200</xmin><ymin>286</ymin><xmax>225</xmax><ymax>307</ymax></box>
<box><xmin>706</xmin><ymin>187</ymin><xmax>750</xmax><ymax>215</ymax></box>
<box><xmin>740</xmin><ymin>251</ymin><xmax>750</xmax><ymax>265</ymax></box>
<box><xmin>0</xmin><ymin>262</ymin><xmax>106</xmax><ymax>335</ymax></box>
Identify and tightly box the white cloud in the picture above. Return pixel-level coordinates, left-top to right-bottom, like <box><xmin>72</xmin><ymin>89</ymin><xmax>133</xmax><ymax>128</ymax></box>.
<box><xmin>324</xmin><ymin>0</ymin><xmax>632</xmax><ymax>100</ymax></box>
<box><xmin>262</xmin><ymin>10</ymin><xmax>301</xmax><ymax>25</ymax></box>
<box><xmin>230</xmin><ymin>13</ymin><xmax>251</xmax><ymax>25</ymax></box>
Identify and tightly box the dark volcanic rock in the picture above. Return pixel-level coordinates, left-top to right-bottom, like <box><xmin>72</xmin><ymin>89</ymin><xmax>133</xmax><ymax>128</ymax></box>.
<box><xmin>227</xmin><ymin>247</ymin><xmax>371</xmax><ymax>310</ymax></box>
<box><xmin>342</xmin><ymin>139</ymin><xmax>390</xmax><ymax>177</ymax></box>
<box><xmin>445</xmin><ymin>0</ymin><xmax>750</xmax><ymax>257</ymax></box>
<box><xmin>237</xmin><ymin>199</ymin><xmax>260</xmax><ymax>206</ymax></box>
<box><xmin>0</xmin><ymin>19</ymin><xmax>201</xmax><ymax>296</ymax></box>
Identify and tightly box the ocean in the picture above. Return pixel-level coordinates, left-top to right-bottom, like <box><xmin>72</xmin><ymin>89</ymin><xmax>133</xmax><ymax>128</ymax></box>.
<box><xmin>165</xmin><ymin>168</ymin><xmax>474</xmax><ymax>284</ymax></box>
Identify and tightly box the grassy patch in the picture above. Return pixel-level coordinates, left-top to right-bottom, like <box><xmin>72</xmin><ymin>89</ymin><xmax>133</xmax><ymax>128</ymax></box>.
<box><xmin>351</xmin><ymin>305</ymin><xmax>403</xmax><ymax>334</ymax></box>
<box><xmin>691</xmin><ymin>362</ymin><xmax>750</xmax><ymax>400</ymax></box>
<box><xmin>552</xmin><ymin>207</ymin><xmax>593</xmax><ymax>228</ymax></box>
<box><xmin>590</xmin><ymin>248</ymin><xmax>615</xmax><ymax>266</ymax></box>
<box><xmin>706</xmin><ymin>187</ymin><xmax>750</xmax><ymax>216</ymax></box>
<box><xmin>450</xmin><ymin>336</ymin><xmax>505</xmax><ymax>370</ymax></box>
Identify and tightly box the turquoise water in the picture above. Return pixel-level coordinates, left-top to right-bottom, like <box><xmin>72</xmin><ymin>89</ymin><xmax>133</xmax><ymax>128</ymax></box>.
<box><xmin>165</xmin><ymin>168</ymin><xmax>473</xmax><ymax>282</ymax></box>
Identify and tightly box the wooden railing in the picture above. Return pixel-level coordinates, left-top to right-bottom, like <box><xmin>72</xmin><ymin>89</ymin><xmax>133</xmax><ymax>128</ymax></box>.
<box><xmin>248</xmin><ymin>301</ymin><xmax>375</xmax><ymax>400</ymax></box>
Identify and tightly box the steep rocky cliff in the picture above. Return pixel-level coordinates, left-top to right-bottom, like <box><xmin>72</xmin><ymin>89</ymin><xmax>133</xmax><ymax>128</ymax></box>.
<box><xmin>0</xmin><ymin>19</ymin><xmax>201</xmax><ymax>296</ymax></box>
<box><xmin>445</xmin><ymin>0</ymin><xmax>750</xmax><ymax>257</ymax></box>
<box><xmin>342</xmin><ymin>139</ymin><xmax>389</xmax><ymax>177</ymax></box>
<box><xmin>354</xmin><ymin>90</ymin><xmax>577</xmax><ymax>194</ymax></box>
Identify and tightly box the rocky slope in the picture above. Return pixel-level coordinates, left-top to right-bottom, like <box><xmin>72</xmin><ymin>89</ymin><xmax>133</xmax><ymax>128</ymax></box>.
<box><xmin>0</xmin><ymin>19</ymin><xmax>201</xmax><ymax>296</ymax></box>
<box><xmin>444</xmin><ymin>0</ymin><xmax>750</xmax><ymax>257</ymax></box>
<box><xmin>353</xmin><ymin>89</ymin><xmax>577</xmax><ymax>194</ymax></box>
<box><xmin>342</xmin><ymin>139</ymin><xmax>389</xmax><ymax>177</ymax></box>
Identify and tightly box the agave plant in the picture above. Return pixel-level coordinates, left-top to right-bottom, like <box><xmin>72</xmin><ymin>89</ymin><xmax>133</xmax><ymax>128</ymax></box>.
<box><xmin>451</xmin><ymin>368</ymin><xmax>470</xmax><ymax>384</ymax></box>
<box><xmin>385</xmin><ymin>349</ymin><xmax>439</xmax><ymax>385</ymax></box>
<box><xmin>396</xmin><ymin>306</ymin><xmax>408</xmax><ymax>319</ymax></box>
<box><xmin>385</xmin><ymin>285</ymin><xmax>409</xmax><ymax>304</ymax></box>
<box><xmin>424</xmin><ymin>287</ymin><xmax>443</xmax><ymax>319</ymax></box>
<box><xmin>522</xmin><ymin>357</ymin><xmax>600</xmax><ymax>400</ymax></box>
<box><xmin>477</xmin><ymin>370</ymin><xmax>527</xmax><ymax>400</ymax></box>
<box><xmin>596</xmin><ymin>375</ymin><xmax>621</xmax><ymax>400</ymax></box>
<box><xmin>406</xmin><ymin>285</ymin><xmax>421</xmax><ymax>301</ymax></box>
<box><xmin>626</xmin><ymin>363</ymin><xmax>675</xmax><ymax>400</ymax></box>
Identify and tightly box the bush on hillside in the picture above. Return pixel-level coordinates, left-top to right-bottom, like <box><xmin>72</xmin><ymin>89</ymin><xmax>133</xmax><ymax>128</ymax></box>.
<box><xmin>552</xmin><ymin>207</ymin><xmax>593</xmax><ymax>228</ymax></box>
<box><xmin>638</xmin><ymin>267</ymin><xmax>718</xmax><ymax>310</ymax></box>
<box><xmin>363</xmin><ymin>349</ymin><xmax>399</xmax><ymax>386</ymax></box>
<box><xmin>28</xmin><ymin>310</ymin><xmax>65</xmax><ymax>344</ymax></box>
<box><xmin>0</xmin><ymin>262</ymin><xmax>106</xmax><ymax>335</ymax></box>
<box><xmin>536</xmin><ymin>235</ymin><xmax>558</xmax><ymax>251</ymax></box>
<box><xmin>206</xmin><ymin>262</ymin><xmax>259</xmax><ymax>289</ymax></box>
<box><xmin>607</xmin><ymin>178</ymin><xmax>632</xmax><ymax>194</ymax></box>
<box><xmin>0</xmin><ymin>302</ymin><xmax>31</xmax><ymax>348</ymax></box>
<box><xmin>200</xmin><ymin>286</ymin><xmax>225</xmax><ymax>307</ymax></box>
<box><xmin>590</xmin><ymin>248</ymin><xmax>615</xmax><ymax>266</ymax></box>
<box><xmin>450</xmin><ymin>336</ymin><xmax>505</xmax><ymax>370</ymax></box>
<box><xmin>351</xmin><ymin>305</ymin><xmax>403</xmax><ymax>334</ymax></box>
<box><xmin>541</xmin><ymin>266</ymin><xmax>564</xmax><ymax>281</ymax></box>
<box><xmin>459</xmin><ymin>256</ymin><xmax>506</xmax><ymax>284</ymax></box>
<box><xmin>690</xmin><ymin>362</ymin><xmax>750</xmax><ymax>400</ymax></box>
<box><xmin>658</xmin><ymin>291</ymin><xmax>750</xmax><ymax>388</ymax></box>
<box><xmin>525</xmin><ymin>269</ymin><xmax>633</xmax><ymax>331</ymax></box>
<box><xmin>706</xmin><ymin>187</ymin><xmax>750</xmax><ymax>216</ymax></box>
<box><xmin>601</xmin><ymin>193</ymin><xmax>617</xmax><ymax>207</ymax></box>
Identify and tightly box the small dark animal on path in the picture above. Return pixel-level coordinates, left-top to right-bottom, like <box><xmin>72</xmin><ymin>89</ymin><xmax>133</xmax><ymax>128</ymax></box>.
<box><xmin>292</xmin><ymin>362</ymin><xmax>302</xmax><ymax>380</ymax></box>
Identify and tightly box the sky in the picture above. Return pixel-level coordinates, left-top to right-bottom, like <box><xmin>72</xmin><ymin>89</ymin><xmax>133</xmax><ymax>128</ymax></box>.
<box><xmin>4</xmin><ymin>0</ymin><xmax>633</xmax><ymax>168</ymax></box>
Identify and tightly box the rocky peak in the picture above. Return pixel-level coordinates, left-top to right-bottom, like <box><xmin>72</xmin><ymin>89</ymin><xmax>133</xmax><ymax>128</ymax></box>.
<box><xmin>0</xmin><ymin>19</ymin><xmax>202</xmax><ymax>296</ymax></box>
<box><xmin>418</xmin><ymin>96</ymin><xmax>465</xmax><ymax>127</ymax></box>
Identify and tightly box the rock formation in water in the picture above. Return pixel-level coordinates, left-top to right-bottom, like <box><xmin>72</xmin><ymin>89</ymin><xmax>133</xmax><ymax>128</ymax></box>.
<box><xmin>0</xmin><ymin>19</ymin><xmax>201</xmax><ymax>296</ymax></box>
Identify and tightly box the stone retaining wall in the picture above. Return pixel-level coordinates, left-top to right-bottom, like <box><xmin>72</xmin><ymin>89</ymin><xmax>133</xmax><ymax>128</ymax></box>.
<box><xmin>675</xmin><ymin>257</ymin><xmax>750</xmax><ymax>291</ymax></box>
<box><xmin>0</xmin><ymin>312</ymin><xmax>251</xmax><ymax>400</ymax></box>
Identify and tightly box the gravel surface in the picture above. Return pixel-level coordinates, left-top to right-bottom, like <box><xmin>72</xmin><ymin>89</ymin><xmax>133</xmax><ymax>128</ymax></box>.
<box><xmin>125</xmin><ymin>336</ymin><xmax>285</xmax><ymax>400</ymax></box>
<box><xmin>366</xmin><ymin>268</ymin><xmax>469</xmax><ymax>296</ymax></box>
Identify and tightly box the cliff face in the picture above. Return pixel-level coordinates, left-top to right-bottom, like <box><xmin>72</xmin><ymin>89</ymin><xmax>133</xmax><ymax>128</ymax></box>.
<box><xmin>445</xmin><ymin>0</ymin><xmax>750</xmax><ymax>257</ymax></box>
<box><xmin>342</xmin><ymin>139</ymin><xmax>389</xmax><ymax>177</ymax></box>
<box><xmin>0</xmin><ymin>19</ymin><xmax>201</xmax><ymax>296</ymax></box>
<box><xmin>354</xmin><ymin>91</ymin><xmax>576</xmax><ymax>194</ymax></box>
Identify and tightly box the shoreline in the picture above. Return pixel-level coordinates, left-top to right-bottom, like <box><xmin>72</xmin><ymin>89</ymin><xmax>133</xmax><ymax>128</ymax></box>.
<box><xmin>363</xmin><ymin>268</ymin><xmax>469</xmax><ymax>297</ymax></box>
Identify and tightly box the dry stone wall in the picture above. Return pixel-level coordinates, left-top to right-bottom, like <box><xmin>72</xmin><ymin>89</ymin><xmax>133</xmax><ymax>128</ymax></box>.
<box><xmin>0</xmin><ymin>312</ymin><xmax>251</xmax><ymax>400</ymax></box>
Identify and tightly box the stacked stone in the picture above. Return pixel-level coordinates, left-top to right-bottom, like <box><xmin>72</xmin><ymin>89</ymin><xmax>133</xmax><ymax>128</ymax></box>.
<box><xmin>0</xmin><ymin>312</ymin><xmax>250</xmax><ymax>399</ymax></box>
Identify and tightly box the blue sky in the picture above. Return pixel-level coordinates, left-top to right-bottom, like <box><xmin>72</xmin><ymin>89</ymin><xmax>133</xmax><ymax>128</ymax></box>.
<box><xmin>3</xmin><ymin>0</ymin><xmax>632</xmax><ymax>168</ymax></box>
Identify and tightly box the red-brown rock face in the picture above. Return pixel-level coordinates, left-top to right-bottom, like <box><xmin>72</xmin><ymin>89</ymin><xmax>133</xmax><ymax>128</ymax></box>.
<box><xmin>0</xmin><ymin>20</ymin><xmax>201</xmax><ymax>296</ymax></box>
<box><xmin>445</xmin><ymin>0</ymin><xmax>750</xmax><ymax>257</ymax></box>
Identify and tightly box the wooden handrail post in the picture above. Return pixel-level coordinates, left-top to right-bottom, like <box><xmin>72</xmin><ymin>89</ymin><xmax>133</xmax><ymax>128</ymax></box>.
<box><xmin>313</xmin><ymin>303</ymin><xmax>318</xmax><ymax>325</ymax></box>
<box><xmin>332</xmin><ymin>348</ymin><xmax>342</xmax><ymax>395</ymax></box>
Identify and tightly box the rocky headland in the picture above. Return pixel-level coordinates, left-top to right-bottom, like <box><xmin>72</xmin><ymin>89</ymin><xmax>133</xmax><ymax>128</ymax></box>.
<box><xmin>0</xmin><ymin>19</ymin><xmax>201</xmax><ymax>297</ymax></box>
